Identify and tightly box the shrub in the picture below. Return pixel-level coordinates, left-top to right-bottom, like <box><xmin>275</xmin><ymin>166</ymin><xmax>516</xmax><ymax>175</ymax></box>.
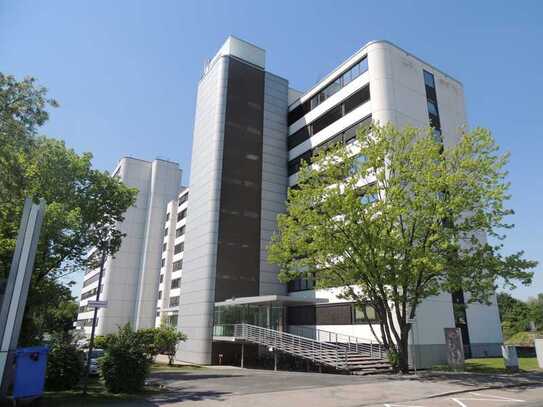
<box><xmin>505</xmin><ymin>331</ymin><xmax>542</xmax><ymax>347</ymax></box>
<box><xmin>93</xmin><ymin>334</ymin><xmax>113</xmax><ymax>350</ymax></box>
<box><xmin>99</xmin><ymin>324</ymin><xmax>151</xmax><ymax>393</ymax></box>
<box><xmin>45</xmin><ymin>335</ymin><xmax>84</xmax><ymax>390</ymax></box>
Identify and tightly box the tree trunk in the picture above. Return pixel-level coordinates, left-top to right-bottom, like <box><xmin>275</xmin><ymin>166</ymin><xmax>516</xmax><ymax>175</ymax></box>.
<box><xmin>398</xmin><ymin>329</ymin><xmax>410</xmax><ymax>374</ymax></box>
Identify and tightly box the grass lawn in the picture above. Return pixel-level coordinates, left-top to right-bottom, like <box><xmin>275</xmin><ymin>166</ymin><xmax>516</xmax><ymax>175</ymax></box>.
<box><xmin>433</xmin><ymin>357</ymin><xmax>542</xmax><ymax>374</ymax></box>
<box><xmin>42</xmin><ymin>376</ymin><xmax>161</xmax><ymax>406</ymax></box>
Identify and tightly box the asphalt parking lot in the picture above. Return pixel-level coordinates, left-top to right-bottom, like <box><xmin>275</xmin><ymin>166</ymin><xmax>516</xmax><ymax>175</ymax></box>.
<box><xmin>146</xmin><ymin>367</ymin><xmax>543</xmax><ymax>407</ymax></box>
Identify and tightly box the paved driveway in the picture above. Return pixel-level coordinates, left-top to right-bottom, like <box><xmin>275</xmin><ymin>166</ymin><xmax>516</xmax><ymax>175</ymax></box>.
<box><xmin>145</xmin><ymin>367</ymin><xmax>543</xmax><ymax>407</ymax></box>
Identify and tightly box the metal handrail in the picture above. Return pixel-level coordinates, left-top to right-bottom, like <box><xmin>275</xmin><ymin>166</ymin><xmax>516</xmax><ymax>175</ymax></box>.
<box><xmin>222</xmin><ymin>323</ymin><xmax>350</xmax><ymax>370</ymax></box>
<box><xmin>287</xmin><ymin>325</ymin><xmax>386</xmax><ymax>359</ymax></box>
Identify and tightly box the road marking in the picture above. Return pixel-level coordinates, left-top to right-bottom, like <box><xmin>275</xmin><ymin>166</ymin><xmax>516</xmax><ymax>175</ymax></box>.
<box><xmin>451</xmin><ymin>392</ymin><xmax>525</xmax><ymax>406</ymax></box>
<box><xmin>451</xmin><ymin>399</ymin><xmax>467</xmax><ymax>407</ymax></box>
<box><xmin>385</xmin><ymin>391</ymin><xmax>526</xmax><ymax>407</ymax></box>
<box><xmin>469</xmin><ymin>392</ymin><xmax>525</xmax><ymax>402</ymax></box>
<box><xmin>383</xmin><ymin>404</ymin><xmax>425</xmax><ymax>407</ymax></box>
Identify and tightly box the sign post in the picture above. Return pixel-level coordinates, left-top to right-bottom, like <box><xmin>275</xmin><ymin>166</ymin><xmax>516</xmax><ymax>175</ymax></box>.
<box><xmin>0</xmin><ymin>198</ymin><xmax>46</xmax><ymax>397</ymax></box>
<box><xmin>82</xmin><ymin>249</ymin><xmax>107</xmax><ymax>395</ymax></box>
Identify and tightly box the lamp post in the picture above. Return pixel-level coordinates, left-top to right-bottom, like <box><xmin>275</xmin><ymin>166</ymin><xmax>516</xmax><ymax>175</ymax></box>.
<box><xmin>82</xmin><ymin>248</ymin><xmax>107</xmax><ymax>395</ymax></box>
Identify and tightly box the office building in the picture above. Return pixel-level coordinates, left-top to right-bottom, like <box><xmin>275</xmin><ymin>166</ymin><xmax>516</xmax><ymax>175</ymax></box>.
<box><xmin>76</xmin><ymin>157</ymin><xmax>182</xmax><ymax>336</ymax></box>
<box><xmin>171</xmin><ymin>37</ymin><xmax>502</xmax><ymax>369</ymax></box>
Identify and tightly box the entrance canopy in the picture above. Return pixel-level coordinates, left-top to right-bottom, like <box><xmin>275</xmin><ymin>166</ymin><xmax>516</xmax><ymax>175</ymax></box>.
<box><xmin>215</xmin><ymin>294</ymin><xmax>328</xmax><ymax>307</ymax></box>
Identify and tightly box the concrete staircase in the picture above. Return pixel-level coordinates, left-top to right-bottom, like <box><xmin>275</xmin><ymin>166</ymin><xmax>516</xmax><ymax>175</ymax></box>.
<box><xmin>231</xmin><ymin>323</ymin><xmax>391</xmax><ymax>374</ymax></box>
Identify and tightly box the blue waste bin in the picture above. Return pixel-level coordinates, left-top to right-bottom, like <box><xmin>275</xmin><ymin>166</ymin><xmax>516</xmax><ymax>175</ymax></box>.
<box><xmin>13</xmin><ymin>346</ymin><xmax>49</xmax><ymax>399</ymax></box>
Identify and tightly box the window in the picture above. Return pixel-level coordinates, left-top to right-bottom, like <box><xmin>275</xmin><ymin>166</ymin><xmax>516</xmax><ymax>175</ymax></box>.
<box><xmin>162</xmin><ymin>243</ymin><xmax>167</xmax><ymax>252</ymax></box>
<box><xmin>178</xmin><ymin>192</ymin><xmax>188</xmax><ymax>206</ymax></box>
<box><xmin>353</xmin><ymin>304</ymin><xmax>378</xmax><ymax>324</ymax></box>
<box><xmin>173</xmin><ymin>260</ymin><xmax>183</xmax><ymax>271</ymax></box>
<box><xmin>158</xmin><ymin>291</ymin><xmax>162</xmax><ymax>300</ymax></box>
<box><xmin>427</xmin><ymin>100</ymin><xmax>438</xmax><ymax>116</ymax></box>
<box><xmin>177</xmin><ymin>209</ymin><xmax>187</xmax><ymax>222</ymax></box>
<box><xmin>288</xmin><ymin>115</ymin><xmax>372</xmax><ymax>176</ymax></box>
<box><xmin>167</xmin><ymin>314</ymin><xmax>178</xmax><ymax>327</ymax></box>
<box><xmin>324</xmin><ymin>78</ymin><xmax>341</xmax><ymax>99</ymax></box>
<box><xmin>176</xmin><ymin>225</ymin><xmax>185</xmax><ymax>238</ymax></box>
<box><xmin>287</xmin><ymin>126</ymin><xmax>312</xmax><ymax>150</ymax></box>
<box><xmin>287</xmin><ymin>276</ymin><xmax>315</xmax><ymax>292</ymax></box>
<box><xmin>288</xmin><ymin>84</ymin><xmax>370</xmax><ymax>151</ymax></box>
<box><xmin>83</xmin><ymin>272</ymin><xmax>101</xmax><ymax>288</ymax></box>
<box><xmin>174</xmin><ymin>242</ymin><xmax>184</xmax><ymax>254</ymax></box>
<box><xmin>171</xmin><ymin>278</ymin><xmax>180</xmax><ymax>289</ymax></box>
<box><xmin>433</xmin><ymin>129</ymin><xmax>443</xmax><ymax>143</ymax></box>
<box><xmin>81</xmin><ymin>286</ymin><xmax>102</xmax><ymax>300</ymax></box>
<box><xmin>159</xmin><ymin>274</ymin><xmax>164</xmax><ymax>283</ymax></box>
<box><xmin>343</xmin><ymin>86</ymin><xmax>370</xmax><ymax>115</ymax></box>
<box><xmin>166</xmin><ymin>212</ymin><xmax>170</xmax><ymax>221</ymax></box>
<box><xmin>289</xmin><ymin>56</ymin><xmax>369</xmax><ymax>125</ymax></box>
<box><xmin>312</xmin><ymin>105</ymin><xmax>342</xmax><ymax>134</ymax></box>
<box><xmin>287</xmin><ymin>101</ymin><xmax>311</xmax><ymax>125</ymax></box>
<box><xmin>359</xmin><ymin>183</ymin><xmax>379</xmax><ymax>205</ymax></box>
<box><xmin>164</xmin><ymin>228</ymin><xmax>168</xmax><ymax>237</ymax></box>
<box><xmin>423</xmin><ymin>70</ymin><xmax>442</xmax><ymax>139</ymax></box>
<box><xmin>169</xmin><ymin>296</ymin><xmax>179</xmax><ymax>307</ymax></box>
<box><xmin>423</xmin><ymin>70</ymin><xmax>435</xmax><ymax>88</ymax></box>
<box><xmin>350</xmin><ymin>154</ymin><xmax>367</xmax><ymax>174</ymax></box>
<box><xmin>161</xmin><ymin>258</ymin><xmax>165</xmax><ymax>267</ymax></box>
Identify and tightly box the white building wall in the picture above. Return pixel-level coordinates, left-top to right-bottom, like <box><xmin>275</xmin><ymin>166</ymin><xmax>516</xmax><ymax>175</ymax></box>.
<box><xmin>134</xmin><ymin>160</ymin><xmax>182</xmax><ymax>330</ymax></box>
<box><xmin>77</xmin><ymin>157</ymin><xmax>181</xmax><ymax>336</ymax></box>
<box><xmin>177</xmin><ymin>55</ymin><xmax>228</xmax><ymax>364</ymax></box>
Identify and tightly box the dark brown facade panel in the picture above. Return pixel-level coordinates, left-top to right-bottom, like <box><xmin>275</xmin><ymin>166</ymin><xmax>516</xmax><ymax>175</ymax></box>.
<box><xmin>287</xmin><ymin>303</ymin><xmax>353</xmax><ymax>326</ymax></box>
<box><xmin>214</xmin><ymin>57</ymin><xmax>265</xmax><ymax>302</ymax></box>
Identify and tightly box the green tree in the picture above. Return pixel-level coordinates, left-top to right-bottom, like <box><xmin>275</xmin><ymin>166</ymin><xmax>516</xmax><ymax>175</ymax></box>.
<box><xmin>269</xmin><ymin>124</ymin><xmax>536</xmax><ymax>373</ymax></box>
<box><xmin>0</xmin><ymin>73</ymin><xmax>138</xmax><ymax>344</ymax></box>
<box><xmin>527</xmin><ymin>294</ymin><xmax>543</xmax><ymax>331</ymax></box>
<box><xmin>154</xmin><ymin>325</ymin><xmax>187</xmax><ymax>366</ymax></box>
<box><xmin>21</xmin><ymin>279</ymin><xmax>79</xmax><ymax>344</ymax></box>
<box><xmin>497</xmin><ymin>292</ymin><xmax>531</xmax><ymax>339</ymax></box>
<box><xmin>136</xmin><ymin>326</ymin><xmax>187</xmax><ymax>365</ymax></box>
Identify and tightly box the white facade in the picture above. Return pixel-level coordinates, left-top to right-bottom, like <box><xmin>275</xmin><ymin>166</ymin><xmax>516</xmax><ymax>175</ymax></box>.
<box><xmin>177</xmin><ymin>52</ymin><xmax>229</xmax><ymax>364</ymax></box>
<box><xmin>284</xmin><ymin>40</ymin><xmax>502</xmax><ymax>368</ymax></box>
<box><xmin>76</xmin><ymin>157</ymin><xmax>181</xmax><ymax>336</ymax></box>
<box><xmin>155</xmin><ymin>188</ymin><xmax>189</xmax><ymax>328</ymax></box>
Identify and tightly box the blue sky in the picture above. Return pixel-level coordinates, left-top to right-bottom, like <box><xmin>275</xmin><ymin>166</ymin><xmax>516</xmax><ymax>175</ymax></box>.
<box><xmin>1</xmin><ymin>0</ymin><xmax>542</xmax><ymax>300</ymax></box>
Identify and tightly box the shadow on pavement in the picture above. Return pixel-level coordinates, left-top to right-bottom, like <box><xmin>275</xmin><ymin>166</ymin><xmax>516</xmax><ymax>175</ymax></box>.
<box><xmin>146</xmin><ymin>387</ymin><xmax>231</xmax><ymax>405</ymax></box>
<box><xmin>151</xmin><ymin>371</ymin><xmax>244</xmax><ymax>381</ymax></box>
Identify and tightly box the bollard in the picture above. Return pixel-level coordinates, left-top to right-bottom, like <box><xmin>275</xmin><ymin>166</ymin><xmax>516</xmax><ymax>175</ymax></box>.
<box><xmin>535</xmin><ymin>338</ymin><xmax>543</xmax><ymax>369</ymax></box>
<box><xmin>501</xmin><ymin>345</ymin><xmax>519</xmax><ymax>372</ymax></box>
